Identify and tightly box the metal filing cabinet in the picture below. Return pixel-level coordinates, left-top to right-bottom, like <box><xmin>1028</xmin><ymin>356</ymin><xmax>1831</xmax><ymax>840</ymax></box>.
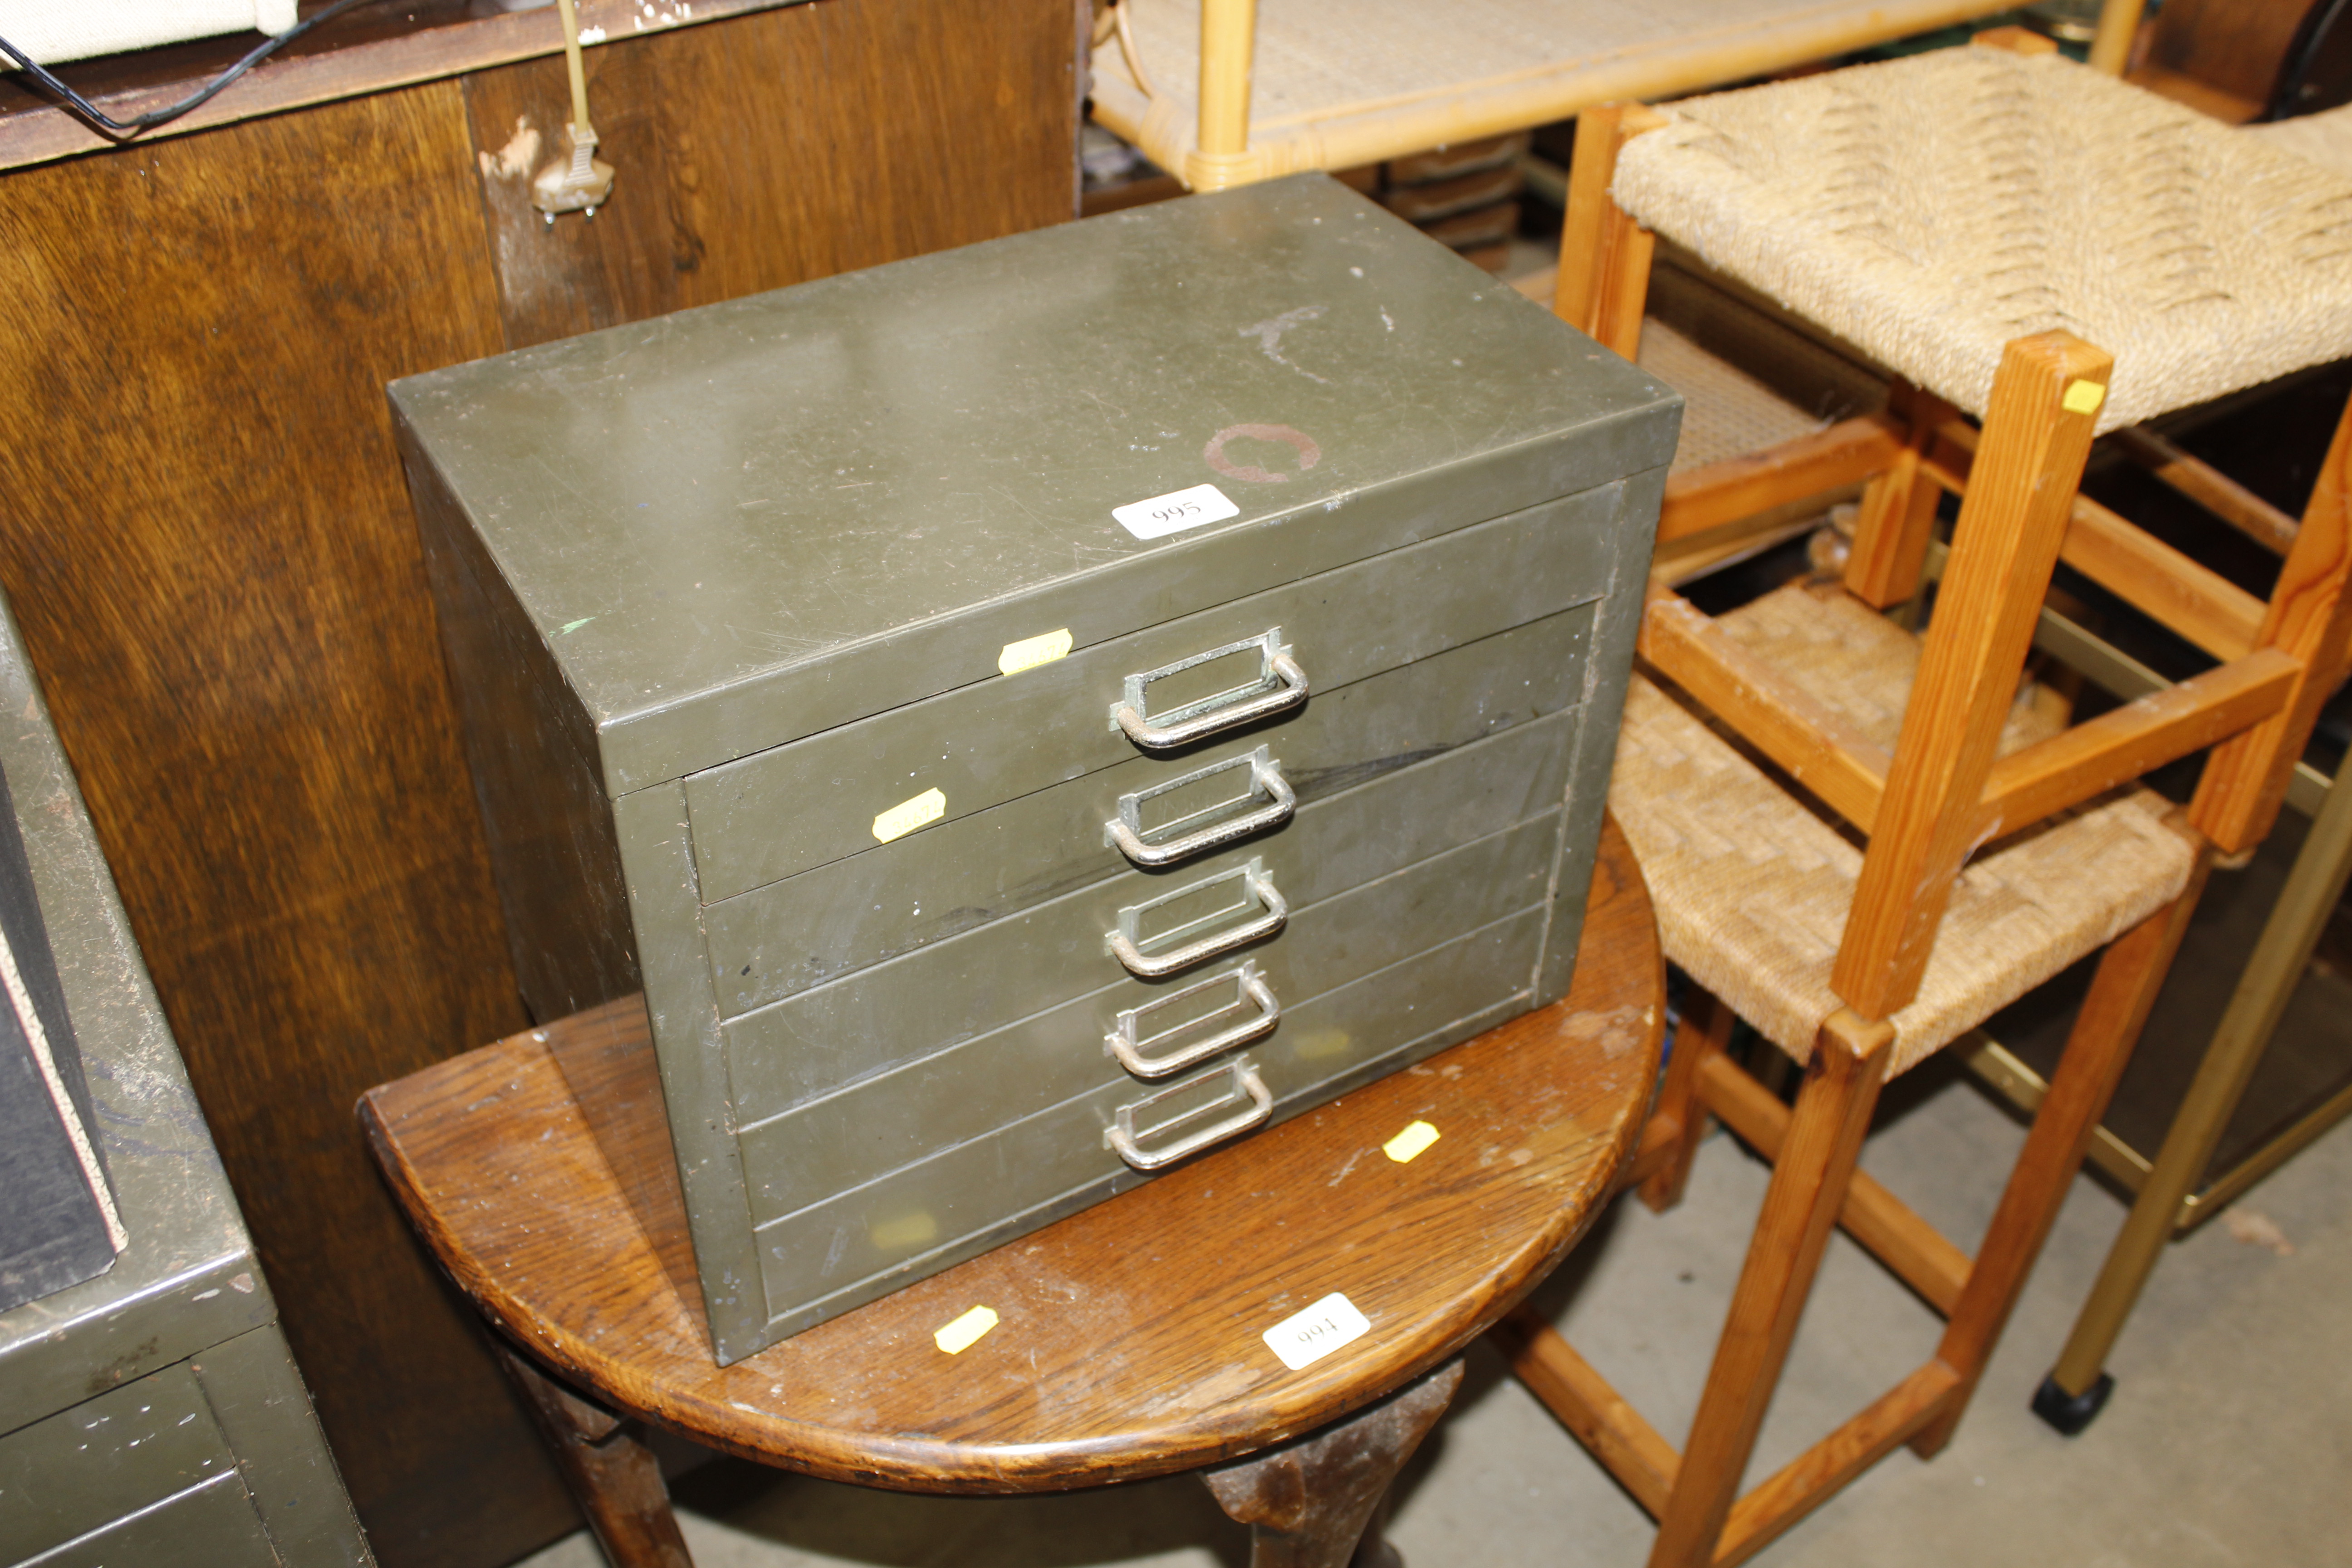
<box><xmin>0</xmin><ymin>599</ymin><xmax>372</xmax><ymax>1568</ymax></box>
<box><xmin>394</xmin><ymin>174</ymin><xmax>1680</xmax><ymax>1364</ymax></box>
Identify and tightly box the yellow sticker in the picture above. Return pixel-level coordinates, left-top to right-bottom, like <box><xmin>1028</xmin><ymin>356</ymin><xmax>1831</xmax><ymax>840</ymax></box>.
<box><xmin>998</xmin><ymin>628</ymin><xmax>1073</xmax><ymax>676</ymax></box>
<box><xmin>869</xmin><ymin>1208</ymin><xmax>939</xmax><ymax>1250</ymax></box>
<box><xmin>2062</xmin><ymin>379</ymin><xmax>2107</xmax><ymax>416</ymax></box>
<box><xmin>872</xmin><ymin>787</ymin><xmax>946</xmax><ymax>843</ymax></box>
<box><xmin>934</xmin><ymin>1305</ymin><xmax>999</xmax><ymax>1355</ymax></box>
<box><xmin>1383</xmin><ymin>1120</ymin><xmax>1441</xmax><ymax>1164</ymax></box>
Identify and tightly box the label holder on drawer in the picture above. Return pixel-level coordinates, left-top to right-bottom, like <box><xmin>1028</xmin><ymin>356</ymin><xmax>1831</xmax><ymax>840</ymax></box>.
<box><xmin>1106</xmin><ymin>857</ymin><xmax>1288</xmax><ymax>979</ymax></box>
<box><xmin>1109</xmin><ymin>629</ymin><xmax>1309</xmax><ymax>751</ymax></box>
<box><xmin>1105</xmin><ymin>959</ymin><xmax>1281</xmax><ymax>1079</ymax></box>
<box><xmin>1105</xmin><ymin>745</ymin><xmax>1296</xmax><ymax>867</ymax></box>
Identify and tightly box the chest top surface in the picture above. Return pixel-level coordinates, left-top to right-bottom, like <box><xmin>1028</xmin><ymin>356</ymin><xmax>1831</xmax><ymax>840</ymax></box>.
<box><xmin>390</xmin><ymin>175</ymin><xmax>1677</xmax><ymax>793</ymax></box>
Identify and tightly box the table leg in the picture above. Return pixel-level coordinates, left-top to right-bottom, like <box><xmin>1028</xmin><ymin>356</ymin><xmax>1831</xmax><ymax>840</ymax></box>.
<box><xmin>1200</xmin><ymin>1359</ymin><xmax>1463</xmax><ymax>1568</ymax></box>
<box><xmin>493</xmin><ymin>1341</ymin><xmax>695</xmax><ymax>1568</ymax></box>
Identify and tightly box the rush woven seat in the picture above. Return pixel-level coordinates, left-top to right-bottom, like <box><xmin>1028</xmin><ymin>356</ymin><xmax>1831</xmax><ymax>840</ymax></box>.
<box><xmin>1609</xmin><ymin>43</ymin><xmax>2352</xmax><ymax>433</ymax></box>
<box><xmin>1502</xmin><ymin>29</ymin><xmax>2352</xmax><ymax>1568</ymax></box>
<box><xmin>1089</xmin><ymin>0</ymin><xmax>2047</xmax><ymax>191</ymax></box>
<box><xmin>1616</xmin><ymin>589</ymin><xmax>2195</xmax><ymax>1078</ymax></box>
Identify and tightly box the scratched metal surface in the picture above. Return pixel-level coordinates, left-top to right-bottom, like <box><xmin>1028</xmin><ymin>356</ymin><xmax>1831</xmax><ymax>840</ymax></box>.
<box><xmin>0</xmin><ymin>596</ymin><xmax>271</xmax><ymax>1435</ymax></box>
<box><xmin>389</xmin><ymin>173</ymin><xmax>1678</xmax><ymax>795</ymax></box>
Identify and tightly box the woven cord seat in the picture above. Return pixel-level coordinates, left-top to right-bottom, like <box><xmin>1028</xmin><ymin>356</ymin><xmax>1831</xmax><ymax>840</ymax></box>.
<box><xmin>1610</xmin><ymin>43</ymin><xmax>2352</xmax><ymax>432</ymax></box>
<box><xmin>1502</xmin><ymin>30</ymin><xmax>2352</xmax><ymax>1568</ymax></box>
<box><xmin>1614</xmin><ymin>587</ymin><xmax>2195</xmax><ymax>1078</ymax></box>
<box><xmin>1088</xmin><ymin>0</ymin><xmax>2040</xmax><ymax>191</ymax></box>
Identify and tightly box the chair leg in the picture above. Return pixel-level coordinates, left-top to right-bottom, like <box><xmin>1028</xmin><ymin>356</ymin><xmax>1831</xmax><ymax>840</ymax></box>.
<box><xmin>1911</xmin><ymin>854</ymin><xmax>2210</xmax><ymax>1457</ymax></box>
<box><xmin>1646</xmin><ymin>1010</ymin><xmax>1892</xmax><ymax>1568</ymax></box>
<box><xmin>1844</xmin><ymin>381</ymin><xmax>1954</xmax><ymax>611</ymax></box>
<box><xmin>1556</xmin><ymin>102</ymin><xmax>1665</xmax><ymax>360</ymax></box>
<box><xmin>1641</xmin><ymin>985</ymin><xmax>1733</xmax><ymax>1213</ymax></box>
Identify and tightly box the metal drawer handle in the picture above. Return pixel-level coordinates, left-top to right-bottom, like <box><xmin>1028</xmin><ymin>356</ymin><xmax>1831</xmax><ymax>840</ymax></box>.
<box><xmin>1106</xmin><ymin>858</ymin><xmax>1288</xmax><ymax>979</ymax></box>
<box><xmin>1109</xmin><ymin>629</ymin><xmax>1310</xmax><ymax>751</ymax></box>
<box><xmin>1105</xmin><ymin>960</ymin><xmax>1281</xmax><ymax>1078</ymax></box>
<box><xmin>1105</xmin><ymin>1058</ymin><xmax>1274</xmax><ymax>1171</ymax></box>
<box><xmin>1104</xmin><ymin>745</ymin><xmax>1296</xmax><ymax>867</ymax></box>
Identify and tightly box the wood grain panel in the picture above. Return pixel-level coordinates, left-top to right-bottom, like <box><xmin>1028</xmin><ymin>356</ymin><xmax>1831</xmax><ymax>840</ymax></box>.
<box><xmin>2134</xmin><ymin>0</ymin><xmax>2313</xmax><ymax>113</ymax></box>
<box><xmin>463</xmin><ymin>0</ymin><xmax>1082</xmax><ymax>350</ymax></box>
<box><xmin>0</xmin><ymin>81</ymin><xmax>564</xmax><ymax>1568</ymax></box>
<box><xmin>0</xmin><ymin>4</ymin><xmax>1079</xmax><ymax>1563</ymax></box>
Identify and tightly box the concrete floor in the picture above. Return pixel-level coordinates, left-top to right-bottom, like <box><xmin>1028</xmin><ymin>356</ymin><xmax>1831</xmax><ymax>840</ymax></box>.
<box><xmin>519</xmin><ymin>1061</ymin><xmax>2352</xmax><ymax>1568</ymax></box>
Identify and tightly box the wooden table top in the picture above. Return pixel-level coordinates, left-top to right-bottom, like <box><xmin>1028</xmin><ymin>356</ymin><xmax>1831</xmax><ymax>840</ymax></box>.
<box><xmin>361</xmin><ymin>819</ymin><xmax>1661</xmax><ymax>1494</ymax></box>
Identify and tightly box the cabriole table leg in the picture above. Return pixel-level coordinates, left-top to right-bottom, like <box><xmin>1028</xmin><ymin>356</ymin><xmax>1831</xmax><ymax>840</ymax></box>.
<box><xmin>1200</xmin><ymin>1359</ymin><xmax>1463</xmax><ymax>1568</ymax></box>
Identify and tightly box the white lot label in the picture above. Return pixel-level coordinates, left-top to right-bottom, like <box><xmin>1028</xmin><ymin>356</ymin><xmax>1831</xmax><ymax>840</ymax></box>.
<box><xmin>1113</xmin><ymin>483</ymin><xmax>1239</xmax><ymax>540</ymax></box>
<box><xmin>1262</xmin><ymin>1292</ymin><xmax>1371</xmax><ymax>1371</ymax></box>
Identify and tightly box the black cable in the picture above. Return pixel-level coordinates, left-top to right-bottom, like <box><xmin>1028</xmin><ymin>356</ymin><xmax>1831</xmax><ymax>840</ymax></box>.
<box><xmin>0</xmin><ymin>0</ymin><xmax>382</xmax><ymax>140</ymax></box>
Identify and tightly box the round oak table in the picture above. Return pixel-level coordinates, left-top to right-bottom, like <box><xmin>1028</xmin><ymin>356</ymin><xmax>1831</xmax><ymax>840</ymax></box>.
<box><xmin>362</xmin><ymin>819</ymin><xmax>1662</xmax><ymax>1568</ymax></box>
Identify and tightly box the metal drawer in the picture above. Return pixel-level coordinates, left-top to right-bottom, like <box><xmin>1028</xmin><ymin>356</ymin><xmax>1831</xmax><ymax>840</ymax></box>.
<box><xmin>750</xmin><ymin>903</ymin><xmax>1544</xmax><ymax>1335</ymax></box>
<box><xmin>705</xmin><ymin>605</ymin><xmax>1593</xmax><ymax>1011</ymax></box>
<box><xmin>736</xmin><ymin>805</ymin><xmax>1560</xmax><ymax>1216</ymax></box>
<box><xmin>682</xmin><ymin>483</ymin><xmax>1620</xmax><ymax>904</ymax></box>
<box><xmin>0</xmin><ymin>1368</ymin><xmax>264</xmax><ymax>1568</ymax></box>
<box><xmin>719</xmin><ymin>715</ymin><xmax>1569</xmax><ymax>1122</ymax></box>
<box><xmin>16</xmin><ymin>1474</ymin><xmax>276</xmax><ymax>1568</ymax></box>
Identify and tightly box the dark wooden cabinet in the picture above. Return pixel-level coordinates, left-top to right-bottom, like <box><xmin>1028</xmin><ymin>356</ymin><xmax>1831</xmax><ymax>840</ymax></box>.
<box><xmin>0</xmin><ymin>4</ymin><xmax>1079</xmax><ymax>1563</ymax></box>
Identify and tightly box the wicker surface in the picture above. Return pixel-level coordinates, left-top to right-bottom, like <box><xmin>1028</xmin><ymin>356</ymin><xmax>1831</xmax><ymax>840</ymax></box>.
<box><xmin>2249</xmin><ymin>103</ymin><xmax>2352</xmax><ymax>181</ymax></box>
<box><xmin>1638</xmin><ymin>318</ymin><xmax>1825</xmax><ymax>474</ymax></box>
<box><xmin>1612</xmin><ymin>44</ymin><xmax>2352</xmax><ymax>433</ymax></box>
<box><xmin>1612</xmin><ymin>586</ymin><xmax>2195</xmax><ymax>1075</ymax></box>
<box><xmin>1090</xmin><ymin>0</ymin><xmax>2019</xmax><ymax>186</ymax></box>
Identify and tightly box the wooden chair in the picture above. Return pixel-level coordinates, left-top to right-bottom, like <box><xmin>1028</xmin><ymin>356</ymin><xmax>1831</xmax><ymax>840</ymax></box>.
<box><xmin>1494</xmin><ymin>31</ymin><xmax>2352</xmax><ymax>1568</ymax></box>
<box><xmin>2012</xmin><ymin>96</ymin><xmax>2352</xmax><ymax>1435</ymax></box>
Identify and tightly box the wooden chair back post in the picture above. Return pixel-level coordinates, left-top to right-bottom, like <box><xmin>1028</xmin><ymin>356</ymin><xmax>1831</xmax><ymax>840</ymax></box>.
<box><xmin>1845</xmin><ymin>382</ymin><xmax>1958</xmax><ymax>609</ymax></box>
<box><xmin>1554</xmin><ymin>103</ymin><xmax>1666</xmax><ymax>361</ymax></box>
<box><xmin>2189</xmin><ymin>391</ymin><xmax>2352</xmax><ymax>854</ymax></box>
<box><xmin>1830</xmin><ymin>333</ymin><xmax>2113</xmax><ymax>1021</ymax></box>
<box><xmin>2087</xmin><ymin>0</ymin><xmax>2146</xmax><ymax>74</ymax></box>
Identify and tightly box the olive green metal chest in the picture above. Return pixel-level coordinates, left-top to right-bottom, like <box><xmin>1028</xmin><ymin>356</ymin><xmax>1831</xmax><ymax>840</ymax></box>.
<box><xmin>393</xmin><ymin>175</ymin><xmax>1679</xmax><ymax>1365</ymax></box>
<box><xmin>0</xmin><ymin>597</ymin><xmax>373</xmax><ymax>1568</ymax></box>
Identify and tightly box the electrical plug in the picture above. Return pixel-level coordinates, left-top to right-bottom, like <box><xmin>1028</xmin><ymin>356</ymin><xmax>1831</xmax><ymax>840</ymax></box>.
<box><xmin>532</xmin><ymin>122</ymin><xmax>614</xmax><ymax>221</ymax></box>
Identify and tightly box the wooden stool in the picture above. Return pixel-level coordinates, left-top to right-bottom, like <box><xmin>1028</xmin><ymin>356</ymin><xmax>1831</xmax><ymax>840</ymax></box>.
<box><xmin>363</xmin><ymin>823</ymin><xmax>1663</xmax><ymax>1568</ymax></box>
<box><xmin>1504</xmin><ymin>32</ymin><xmax>2352</xmax><ymax>1568</ymax></box>
<box><xmin>2012</xmin><ymin>96</ymin><xmax>2352</xmax><ymax>1437</ymax></box>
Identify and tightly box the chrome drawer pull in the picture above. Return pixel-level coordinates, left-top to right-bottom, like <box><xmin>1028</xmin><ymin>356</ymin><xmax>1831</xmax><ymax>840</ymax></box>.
<box><xmin>1106</xmin><ymin>857</ymin><xmax>1288</xmax><ymax>979</ymax></box>
<box><xmin>1109</xmin><ymin>629</ymin><xmax>1310</xmax><ymax>751</ymax></box>
<box><xmin>1105</xmin><ymin>1058</ymin><xmax>1274</xmax><ymax>1171</ymax></box>
<box><xmin>1105</xmin><ymin>960</ymin><xmax>1281</xmax><ymax>1079</ymax></box>
<box><xmin>1104</xmin><ymin>745</ymin><xmax>1296</xmax><ymax>867</ymax></box>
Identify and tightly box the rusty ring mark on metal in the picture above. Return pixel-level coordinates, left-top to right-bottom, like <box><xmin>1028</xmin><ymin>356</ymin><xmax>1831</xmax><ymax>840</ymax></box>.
<box><xmin>1204</xmin><ymin>423</ymin><xmax>1322</xmax><ymax>485</ymax></box>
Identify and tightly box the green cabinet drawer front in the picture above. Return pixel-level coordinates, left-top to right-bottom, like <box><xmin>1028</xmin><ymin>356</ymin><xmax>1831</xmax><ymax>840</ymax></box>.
<box><xmin>18</xmin><ymin>1471</ymin><xmax>275</xmax><ymax>1568</ymax></box>
<box><xmin>751</xmin><ymin>904</ymin><xmax>1544</xmax><ymax>1334</ymax></box>
<box><xmin>720</xmin><ymin>713</ymin><xmax>1569</xmax><ymax>1121</ymax></box>
<box><xmin>705</xmin><ymin>604</ymin><xmax>1592</xmax><ymax>1012</ymax></box>
<box><xmin>681</xmin><ymin>483</ymin><xmax>1619</xmax><ymax>904</ymax></box>
<box><xmin>735</xmin><ymin>809</ymin><xmax>1562</xmax><ymax>1218</ymax></box>
<box><xmin>0</xmin><ymin>1368</ymin><xmax>243</xmax><ymax>1565</ymax></box>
